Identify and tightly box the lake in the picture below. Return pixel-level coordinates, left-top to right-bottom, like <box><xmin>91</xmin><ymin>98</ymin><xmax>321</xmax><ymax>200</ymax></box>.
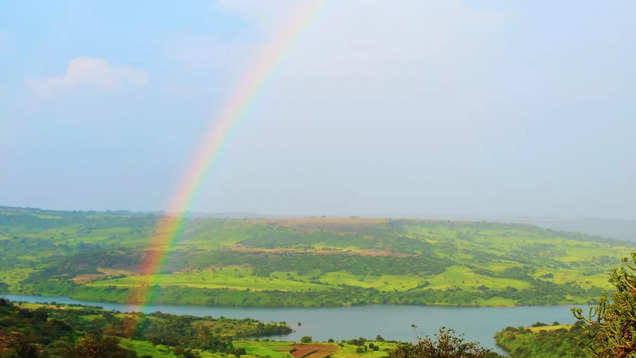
<box><xmin>1</xmin><ymin>294</ymin><xmax>583</xmax><ymax>354</ymax></box>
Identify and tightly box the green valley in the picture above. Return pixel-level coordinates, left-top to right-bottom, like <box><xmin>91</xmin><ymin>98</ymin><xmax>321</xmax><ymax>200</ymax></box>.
<box><xmin>1</xmin><ymin>206</ymin><xmax>633</xmax><ymax>307</ymax></box>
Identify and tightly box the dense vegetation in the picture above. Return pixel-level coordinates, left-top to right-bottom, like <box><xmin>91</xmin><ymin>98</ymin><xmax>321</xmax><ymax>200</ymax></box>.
<box><xmin>0</xmin><ymin>298</ymin><xmax>405</xmax><ymax>358</ymax></box>
<box><xmin>494</xmin><ymin>322</ymin><xmax>590</xmax><ymax>358</ymax></box>
<box><xmin>1</xmin><ymin>206</ymin><xmax>634</xmax><ymax>307</ymax></box>
<box><xmin>495</xmin><ymin>252</ymin><xmax>636</xmax><ymax>358</ymax></box>
<box><xmin>391</xmin><ymin>328</ymin><xmax>502</xmax><ymax>358</ymax></box>
<box><xmin>572</xmin><ymin>252</ymin><xmax>636</xmax><ymax>357</ymax></box>
<box><xmin>0</xmin><ymin>298</ymin><xmax>290</xmax><ymax>357</ymax></box>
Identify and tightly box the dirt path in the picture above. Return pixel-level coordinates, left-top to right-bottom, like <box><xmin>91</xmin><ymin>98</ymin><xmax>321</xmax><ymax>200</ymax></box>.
<box><xmin>290</xmin><ymin>344</ymin><xmax>339</xmax><ymax>358</ymax></box>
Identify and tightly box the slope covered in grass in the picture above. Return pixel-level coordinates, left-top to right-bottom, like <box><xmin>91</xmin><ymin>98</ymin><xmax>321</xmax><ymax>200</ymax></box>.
<box><xmin>1</xmin><ymin>206</ymin><xmax>633</xmax><ymax>307</ymax></box>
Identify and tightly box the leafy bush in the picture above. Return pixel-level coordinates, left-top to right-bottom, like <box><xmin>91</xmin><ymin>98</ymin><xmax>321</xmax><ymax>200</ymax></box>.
<box><xmin>390</xmin><ymin>328</ymin><xmax>502</xmax><ymax>358</ymax></box>
<box><xmin>573</xmin><ymin>252</ymin><xmax>636</xmax><ymax>357</ymax></box>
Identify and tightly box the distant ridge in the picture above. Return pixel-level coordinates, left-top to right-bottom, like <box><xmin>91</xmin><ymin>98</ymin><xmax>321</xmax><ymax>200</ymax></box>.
<box><xmin>2</xmin><ymin>205</ymin><xmax>635</xmax><ymax>241</ymax></box>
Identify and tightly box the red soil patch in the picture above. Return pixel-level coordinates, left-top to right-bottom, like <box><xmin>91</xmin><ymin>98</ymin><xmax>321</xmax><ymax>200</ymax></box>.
<box><xmin>249</xmin><ymin>218</ymin><xmax>387</xmax><ymax>234</ymax></box>
<box><xmin>229</xmin><ymin>245</ymin><xmax>415</xmax><ymax>258</ymax></box>
<box><xmin>253</xmin><ymin>217</ymin><xmax>386</xmax><ymax>225</ymax></box>
<box><xmin>291</xmin><ymin>344</ymin><xmax>338</xmax><ymax>358</ymax></box>
<box><xmin>0</xmin><ymin>332</ymin><xmax>13</xmax><ymax>350</ymax></box>
<box><xmin>72</xmin><ymin>273</ymin><xmax>106</xmax><ymax>283</ymax></box>
<box><xmin>72</xmin><ymin>268</ymin><xmax>136</xmax><ymax>283</ymax></box>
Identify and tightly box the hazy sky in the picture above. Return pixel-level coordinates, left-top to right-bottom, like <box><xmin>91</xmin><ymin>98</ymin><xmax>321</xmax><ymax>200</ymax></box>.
<box><xmin>1</xmin><ymin>1</ymin><xmax>635</xmax><ymax>219</ymax></box>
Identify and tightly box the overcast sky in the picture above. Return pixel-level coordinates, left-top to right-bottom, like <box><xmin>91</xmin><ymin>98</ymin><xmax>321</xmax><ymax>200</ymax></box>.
<box><xmin>1</xmin><ymin>1</ymin><xmax>635</xmax><ymax>219</ymax></box>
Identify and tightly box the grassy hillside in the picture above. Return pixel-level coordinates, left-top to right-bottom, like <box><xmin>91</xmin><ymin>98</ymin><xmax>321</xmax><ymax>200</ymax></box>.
<box><xmin>1</xmin><ymin>206</ymin><xmax>634</xmax><ymax>307</ymax></box>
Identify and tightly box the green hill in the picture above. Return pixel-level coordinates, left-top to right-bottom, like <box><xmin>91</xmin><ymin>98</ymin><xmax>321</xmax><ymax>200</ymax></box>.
<box><xmin>1</xmin><ymin>206</ymin><xmax>633</xmax><ymax>307</ymax></box>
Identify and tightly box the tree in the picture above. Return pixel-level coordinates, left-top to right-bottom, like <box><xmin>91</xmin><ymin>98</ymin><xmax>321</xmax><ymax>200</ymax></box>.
<box><xmin>2</xmin><ymin>339</ymin><xmax>42</xmax><ymax>358</ymax></box>
<box><xmin>389</xmin><ymin>327</ymin><xmax>502</xmax><ymax>358</ymax></box>
<box><xmin>573</xmin><ymin>252</ymin><xmax>636</xmax><ymax>358</ymax></box>
<box><xmin>72</xmin><ymin>333</ymin><xmax>137</xmax><ymax>358</ymax></box>
<box><xmin>300</xmin><ymin>336</ymin><xmax>312</xmax><ymax>344</ymax></box>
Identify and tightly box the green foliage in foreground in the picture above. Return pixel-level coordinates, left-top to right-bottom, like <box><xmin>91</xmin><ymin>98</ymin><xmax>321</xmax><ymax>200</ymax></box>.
<box><xmin>0</xmin><ymin>299</ymin><xmax>137</xmax><ymax>357</ymax></box>
<box><xmin>573</xmin><ymin>253</ymin><xmax>636</xmax><ymax>357</ymax></box>
<box><xmin>2</xmin><ymin>206</ymin><xmax>634</xmax><ymax>307</ymax></box>
<box><xmin>391</xmin><ymin>328</ymin><xmax>502</xmax><ymax>358</ymax></box>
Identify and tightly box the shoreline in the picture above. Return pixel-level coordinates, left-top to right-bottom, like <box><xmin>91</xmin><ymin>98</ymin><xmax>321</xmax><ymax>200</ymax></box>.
<box><xmin>1</xmin><ymin>292</ymin><xmax>590</xmax><ymax>310</ymax></box>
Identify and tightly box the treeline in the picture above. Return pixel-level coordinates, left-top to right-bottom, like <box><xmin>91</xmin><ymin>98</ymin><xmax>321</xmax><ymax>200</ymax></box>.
<box><xmin>236</xmin><ymin>223</ymin><xmax>436</xmax><ymax>255</ymax></box>
<box><xmin>21</xmin><ymin>278</ymin><xmax>602</xmax><ymax>308</ymax></box>
<box><xmin>23</xmin><ymin>250</ymin><xmax>143</xmax><ymax>284</ymax></box>
<box><xmin>0</xmin><ymin>207</ymin><xmax>156</xmax><ymax>232</ymax></box>
<box><xmin>182</xmin><ymin>250</ymin><xmax>449</xmax><ymax>277</ymax></box>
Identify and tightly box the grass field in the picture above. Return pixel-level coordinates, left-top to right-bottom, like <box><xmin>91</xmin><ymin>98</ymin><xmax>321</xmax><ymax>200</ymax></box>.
<box><xmin>89</xmin><ymin>266</ymin><xmax>331</xmax><ymax>292</ymax></box>
<box><xmin>526</xmin><ymin>324</ymin><xmax>573</xmax><ymax>333</ymax></box>
<box><xmin>426</xmin><ymin>266</ymin><xmax>531</xmax><ymax>291</ymax></box>
<box><xmin>119</xmin><ymin>339</ymin><xmax>180</xmax><ymax>358</ymax></box>
<box><xmin>1</xmin><ymin>206</ymin><xmax>634</xmax><ymax>307</ymax></box>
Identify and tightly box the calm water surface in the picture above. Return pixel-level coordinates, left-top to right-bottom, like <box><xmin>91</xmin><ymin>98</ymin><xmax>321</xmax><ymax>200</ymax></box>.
<box><xmin>1</xmin><ymin>294</ymin><xmax>582</xmax><ymax>354</ymax></box>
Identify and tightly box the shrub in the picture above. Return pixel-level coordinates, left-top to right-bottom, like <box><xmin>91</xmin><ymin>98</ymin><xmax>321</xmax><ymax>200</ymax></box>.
<box><xmin>573</xmin><ymin>252</ymin><xmax>636</xmax><ymax>358</ymax></box>
<box><xmin>73</xmin><ymin>333</ymin><xmax>137</xmax><ymax>358</ymax></box>
<box><xmin>389</xmin><ymin>327</ymin><xmax>502</xmax><ymax>358</ymax></box>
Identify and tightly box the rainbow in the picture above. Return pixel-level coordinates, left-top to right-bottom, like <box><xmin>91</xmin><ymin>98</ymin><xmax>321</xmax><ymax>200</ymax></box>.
<box><xmin>127</xmin><ymin>0</ymin><xmax>326</xmax><ymax>310</ymax></box>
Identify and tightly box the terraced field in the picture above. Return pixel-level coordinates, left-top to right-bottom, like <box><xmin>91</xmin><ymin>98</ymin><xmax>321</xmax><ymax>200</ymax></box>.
<box><xmin>1</xmin><ymin>206</ymin><xmax>634</xmax><ymax>307</ymax></box>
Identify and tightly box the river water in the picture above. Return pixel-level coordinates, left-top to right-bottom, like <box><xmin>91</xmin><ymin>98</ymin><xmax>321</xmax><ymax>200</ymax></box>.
<box><xmin>1</xmin><ymin>294</ymin><xmax>583</xmax><ymax>354</ymax></box>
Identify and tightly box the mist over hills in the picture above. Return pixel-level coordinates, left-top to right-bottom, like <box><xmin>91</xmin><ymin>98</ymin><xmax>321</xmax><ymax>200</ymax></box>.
<box><xmin>4</xmin><ymin>205</ymin><xmax>635</xmax><ymax>242</ymax></box>
<box><xmin>134</xmin><ymin>209</ymin><xmax>636</xmax><ymax>243</ymax></box>
<box><xmin>508</xmin><ymin>217</ymin><xmax>636</xmax><ymax>242</ymax></box>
